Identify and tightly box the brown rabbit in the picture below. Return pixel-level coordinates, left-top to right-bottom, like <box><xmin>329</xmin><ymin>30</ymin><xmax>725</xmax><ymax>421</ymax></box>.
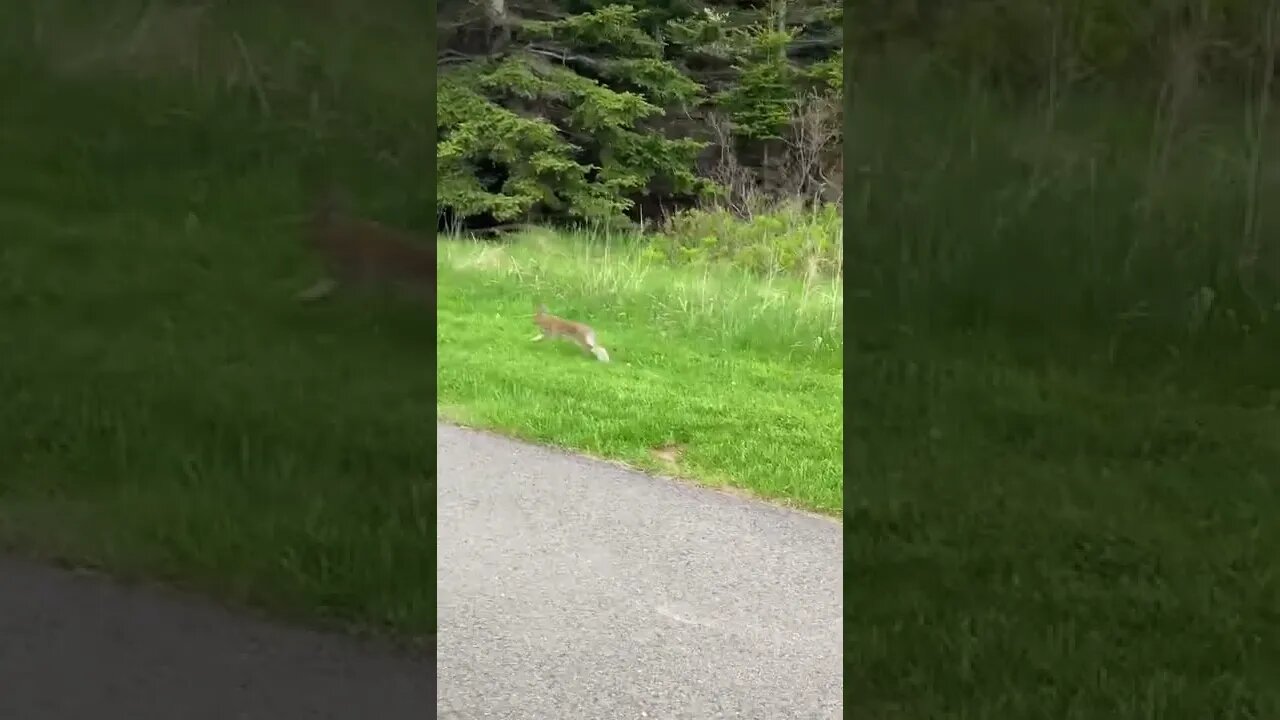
<box><xmin>532</xmin><ymin>304</ymin><xmax>610</xmax><ymax>362</ymax></box>
<box><xmin>297</xmin><ymin>186</ymin><xmax>435</xmax><ymax>305</ymax></box>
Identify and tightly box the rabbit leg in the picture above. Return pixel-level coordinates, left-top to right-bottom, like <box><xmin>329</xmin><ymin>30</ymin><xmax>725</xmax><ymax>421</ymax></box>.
<box><xmin>297</xmin><ymin>277</ymin><xmax>338</xmax><ymax>301</ymax></box>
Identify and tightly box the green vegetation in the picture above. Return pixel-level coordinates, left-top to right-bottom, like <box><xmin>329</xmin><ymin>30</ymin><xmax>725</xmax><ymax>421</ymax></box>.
<box><xmin>437</xmin><ymin>228</ymin><xmax>842</xmax><ymax>514</ymax></box>
<box><xmin>0</xmin><ymin>1</ymin><xmax>434</xmax><ymax>640</ymax></box>
<box><xmin>437</xmin><ymin>0</ymin><xmax>841</xmax><ymax>226</ymax></box>
<box><xmin>851</xmin><ymin>2</ymin><xmax>1280</xmax><ymax>716</ymax></box>
<box><xmin>436</xmin><ymin>0</ymin><xmax>844</xmax><ymax>511</ymax></box>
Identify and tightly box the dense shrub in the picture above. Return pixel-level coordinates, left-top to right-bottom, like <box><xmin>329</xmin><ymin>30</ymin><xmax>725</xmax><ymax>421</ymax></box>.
<box><xmin>645</xmin><ymin>202</ymin><xmax>841</xmax><ymax>278</ymax></box>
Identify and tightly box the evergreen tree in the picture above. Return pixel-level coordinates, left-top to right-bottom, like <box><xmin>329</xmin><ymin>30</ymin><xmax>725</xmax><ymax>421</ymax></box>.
<box><xmin>437</xmin><ymin>0</ymin><xmax>842</xmax><ymax>228</ymax></box>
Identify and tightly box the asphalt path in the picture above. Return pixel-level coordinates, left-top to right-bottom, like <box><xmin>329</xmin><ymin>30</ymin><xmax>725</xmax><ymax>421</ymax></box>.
<box><xmin>437</xmin><ymin>423</ymin><xmax>843</xmax><ymax>719</ymax></box>
<box><xmin>0</xmin><ymin>425</ymin><xmax>842</xmax><ymax>720</ymax></box>
<box><xmin>0</xmin><ymin>557</ymin><xmax>434</xmax><ymax>719</ymax></box>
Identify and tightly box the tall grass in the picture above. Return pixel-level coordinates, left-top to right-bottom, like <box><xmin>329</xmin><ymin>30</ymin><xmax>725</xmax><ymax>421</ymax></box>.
<box><xmin>846</xmin><ymin>56</ymin><xmax>1280</xmax><ymax>717</ymax></box>
<box><xmin>0</xmin><ymin>0</ymin><xmax>431</xmax><ymax>228</ymax></box>
<box><xmin>441</xmin><ymin>227</ymin><xmax>843</xmax><ymax>366</ymax></box>
<box><xmin>850</xmin><ymin>59</ymin><xmax>1280</xmax><ymax>385</ymax></box>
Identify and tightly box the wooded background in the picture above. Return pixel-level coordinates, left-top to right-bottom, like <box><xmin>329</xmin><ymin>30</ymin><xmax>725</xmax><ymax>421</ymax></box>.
<box><xmin>436</xmin><ymin>0</ymin><xmax>843</xmax><ymax>230</ymax></box>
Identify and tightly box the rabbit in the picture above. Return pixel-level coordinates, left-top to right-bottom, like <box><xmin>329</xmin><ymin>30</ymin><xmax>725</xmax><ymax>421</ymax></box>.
<box><xmin>296</xmin><ymin>186</ymin><xmax>435</xmax><ymax>306</ymax></box>
<box><xmin>531</xmin><ymin>304</ymin><xmax>610</xmax><ymax>362</ymax></box>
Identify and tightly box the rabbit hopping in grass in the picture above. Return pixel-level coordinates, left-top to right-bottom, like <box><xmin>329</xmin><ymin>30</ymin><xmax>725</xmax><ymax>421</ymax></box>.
<box><xmin>297</xmin><ymin>186</ymin><xmax>435</xmax><ymax>306</ymax></box>
<box><xmin>532</xmin><ymin>304</ymin><xmax>610</xmax><ymax>362</ymax></box>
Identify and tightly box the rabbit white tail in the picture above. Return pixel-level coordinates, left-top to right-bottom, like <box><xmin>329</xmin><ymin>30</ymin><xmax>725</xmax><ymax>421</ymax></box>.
<box><xmin>581</xmin><ymin>329</ymin><xmax>610</xmax><ymax>362</ymax></box>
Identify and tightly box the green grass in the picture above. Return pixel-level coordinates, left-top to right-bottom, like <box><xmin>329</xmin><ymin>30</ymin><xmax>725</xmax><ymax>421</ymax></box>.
<box><xmin>847</xmin><ymin>62</ymin><xmax>1280</xmax><ymax>717</ymax></box>
<box><xmin>848</xmin><ymin>336</ymin><xmax>1280</xmax><ymax>717</ymax></box>
<box><xmin>850</xmin><ymin>60</ymin><xmax>1280</xmax><ymax>347</ymax></box>
<box><xmin>0</xmin><ymin>1</ymin><xmax>434</xmax><ymax>641</ymax></box>
<box><xmin>436</xmin><ymin>230</ymin><xmax>844</xmax><ymax>515</ymax></box>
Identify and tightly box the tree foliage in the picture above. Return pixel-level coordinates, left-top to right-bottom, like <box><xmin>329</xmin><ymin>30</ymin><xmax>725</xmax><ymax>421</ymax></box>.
<box><xmin>437</xmin><ymin>0</ymin><xmax>841</xmax><ymax>228</ymax></box>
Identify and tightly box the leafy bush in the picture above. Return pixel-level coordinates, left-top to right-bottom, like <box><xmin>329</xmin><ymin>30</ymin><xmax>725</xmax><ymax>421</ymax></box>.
<box><xmin>644</xmin><ymin>202</ymin><xmax>842</xmax><ymax>278</ymax></box>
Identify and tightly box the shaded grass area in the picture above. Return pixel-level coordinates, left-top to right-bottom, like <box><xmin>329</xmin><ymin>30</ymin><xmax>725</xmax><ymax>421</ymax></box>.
<box><xmin>436</xmin><ymin>232</ymin><xmax>843</xmax><ymax>515</ymax></box>
<box><xmin>848</xmin><ymin>337</ymin><xmax>1280</xmax><ymax>717</ymax></box>
<box><xmin>847</xmin><ymin>63</ymin><xmax>1280</xmax><ymax>717</ymax></box>
<box><xmin>0</xmin><ymin>1</ymin><xmax>434</xmax><ymax>639</ymax></box>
